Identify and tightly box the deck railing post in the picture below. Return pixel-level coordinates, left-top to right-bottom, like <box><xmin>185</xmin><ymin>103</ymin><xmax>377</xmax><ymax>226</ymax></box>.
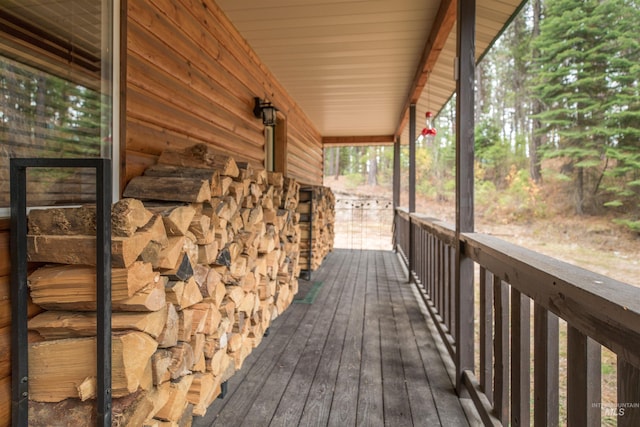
<box><xmin>408</xmin><ymin>104</ymin><xmax>416</xmax><ymax>281</ymax></box>
<box><xmin>567</xmin><ymin>326</ymin><xmax>601</xmax><ymax>427</ymax></box>
<box><xmin>617</xmin><ymin>358</ymin><xmax>640</xmax><ymax>426</ymax></box>
<box><xmin>393</xmin><ymin>137</ymin><xmax>400</xmax><ymax>251</ymax></box>
<box><xmin>454</xmin><ymin>0</ymin><xmax>476</xmax><ymax>393</ymax></box>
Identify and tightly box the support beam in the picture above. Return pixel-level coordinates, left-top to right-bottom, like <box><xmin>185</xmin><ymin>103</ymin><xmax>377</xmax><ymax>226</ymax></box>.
<box><xmin>455</xmin><ymin>0</ymin><xmax>475</xmax><ymax>393</ymax></box>
<box><xmin>394</xmin><ymin>0</ymin><xmax>457</xmax><ymax>138</ymax></box>
<box><xmin>322</xmin><ymin>135</ymin><xmax>395</xmax><ymax>146</ymax></box>
<box><xmin>409</xmin><ymin>104</ymin><xmax>416</xmax><ymax>214</ymax></box>
<box><xmin>393</xmin><ymin>136</ymin><xmax>400</xmax><ymax>210</ymax></box>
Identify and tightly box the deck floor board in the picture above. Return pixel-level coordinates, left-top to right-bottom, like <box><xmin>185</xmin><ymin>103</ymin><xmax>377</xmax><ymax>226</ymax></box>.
<box><xmin>194</xmin><ymin>249</ymin><xmax>470</xmax><ymax>426</ymax></box>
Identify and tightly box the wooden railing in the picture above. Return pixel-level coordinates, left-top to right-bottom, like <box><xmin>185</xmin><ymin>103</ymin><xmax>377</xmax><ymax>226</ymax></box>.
<box><xmin>395</xmin><ymin>208</ymin><xmax>640</xmax><ymax>427</ymax></box>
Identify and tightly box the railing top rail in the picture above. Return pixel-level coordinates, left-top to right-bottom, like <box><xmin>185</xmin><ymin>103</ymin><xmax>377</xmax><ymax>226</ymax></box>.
<box><xmin>396</xmin><ymin>208</ymin><xmax>457</xmax><ymax>245</ymax></box>
<box><xmin>464</xmin><ymin>231</ymin><xmax>640</xmax><ymax>368</ymax></box>
<box><xmin>396</xmin><ymin>208</ymin><xmax>640</xmax><ymax>369</ymax></box>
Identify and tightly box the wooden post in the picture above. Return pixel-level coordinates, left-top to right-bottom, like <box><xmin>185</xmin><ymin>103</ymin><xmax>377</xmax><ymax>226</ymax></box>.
<box><xmin>511</xmin><ymin>289</ymin><xmax>530</xmax><ymax>427</ymax></box>
<box><xmin>493</xmin><ymin>277</ymin><xmax>509</xmax><ymax>424</ymax></box>
<box><xmin>408</xmin><ymin>104</ymin><xmax>416</xmax><ymax>280</ymax></box>
<box><xmin>567</xmin><ymin>326</ymin><xmax>601</xmax><ymax>427</ymax></box>
<box><xmin>393</xmin><ymin>137</ymin><xmax>400</xmax><ymax>250</ymax></box>
<box><xmin>393</xmin><ymin>136</ymin><xmax>400</xmax><ymax>210</ymax></box>
<box><xmin>455</xmin><ymin>0</ymin><xmax>475</xmax><ymax>393</ymax></box>
<box><xmin>479</xmin><ymin>268</ymin><xmax>493</xmax><ymax>405</ymax></box>
<box><xmin>534</xmin><ymin>304</ymin><xmax>559</xmax><ymax>427</ymax></box>
<box><xmin>617</xmin><ymin>358</ymin><xmax>640</xmax><ymax>427</ymax></box>
<box><xmin>409</xmin><ymin>104</ymin><xmax>416</xmax><ymax>214</ymax></box>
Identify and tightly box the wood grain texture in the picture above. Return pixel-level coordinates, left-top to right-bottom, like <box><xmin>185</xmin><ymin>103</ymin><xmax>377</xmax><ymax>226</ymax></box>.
<box><xmin>193</xmin><ymin>250</ymin><xmax>468</xmax><ymax>426</ymax></box>
<box><xmin>126</xmin><ymin>0</ymin><xmax>322</xmax><ymax>187</ymax></box>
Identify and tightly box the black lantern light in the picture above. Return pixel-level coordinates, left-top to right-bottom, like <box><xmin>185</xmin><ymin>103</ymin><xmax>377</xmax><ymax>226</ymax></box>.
<box><xmin>253</xmin><ymin>97</ymin><xmax>277</xmax><ymax>126</ymax></box>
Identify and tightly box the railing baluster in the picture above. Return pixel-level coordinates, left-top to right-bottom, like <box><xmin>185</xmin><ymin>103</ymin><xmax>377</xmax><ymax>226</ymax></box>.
<box><xmin>444</xmin><ymin>244</ymin><xmax>450</xmax><ymax>331</ymax></box>
<box><xmin>534</xmin><ymin>304</ymin><xmax>559</xmax><ymax>427</ymax></box>
<box><xmin>479</xmin><ymin>268</ymin><xmax>493</xmax><ymax>405</ymax></box>
<box><xmin>618</xmin><ymin>357</ymin><xmax>640</xmax><ymax>426</ymax></box>
<box><xmin>511</xmin><ymin>289</ymin><xmax>530</xmax><ymax>427</ymax></box>
<box><xmin>567</xmin><ymin>325</ymin><xmax>601</xmax><ymax>427</ymax></box>
<box><xmin>450</xmin><ymin>245</ymin><xmax>456</xmax><ymax>342</ymax></box>
<box><xmin>439</xmin><ymin>240</ymin><xmax>445</xmax><ymax>316</ymax></box>
<box><xmin>493</xmin><ymin>277</ymin><xmax>509</xmax><ymax>424</ymax></box>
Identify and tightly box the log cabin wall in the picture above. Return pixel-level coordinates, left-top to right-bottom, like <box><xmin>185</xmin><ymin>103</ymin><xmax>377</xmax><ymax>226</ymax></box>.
<box><xmin>125</xmin><ymin>0</ymin><xmax>324</xmax><ymax>187</ymax></box>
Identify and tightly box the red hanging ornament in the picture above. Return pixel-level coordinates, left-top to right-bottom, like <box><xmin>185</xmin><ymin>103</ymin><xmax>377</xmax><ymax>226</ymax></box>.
<box><xmin>423</xmin><ymin>111</ymin><xmax>437</xmax><ymax>138</ymax></box>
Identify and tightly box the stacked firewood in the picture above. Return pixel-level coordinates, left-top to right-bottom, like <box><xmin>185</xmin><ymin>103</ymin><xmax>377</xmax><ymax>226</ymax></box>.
<box><xmin>297</xmin><ymin>186</ymin><xmax>335</xmax><ymax>272</ymax></box>
<box><xmin>24</xmin><ymin>144</ymin><xmax>301</xmax><ymax>425</ymax></box>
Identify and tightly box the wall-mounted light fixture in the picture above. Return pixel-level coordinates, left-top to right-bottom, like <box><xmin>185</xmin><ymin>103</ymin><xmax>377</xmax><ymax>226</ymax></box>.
<box><xmin>253</xmin><ymin>97</ymin><xmax>277</xmax><ymax>126</ymax></box>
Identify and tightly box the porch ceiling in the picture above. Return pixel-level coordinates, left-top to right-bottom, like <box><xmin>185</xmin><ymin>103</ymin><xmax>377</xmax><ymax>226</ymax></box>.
<box><xmin>216</xmin><ymin>0</ymin><xmax>525</xmax><ymax>144</ymax></box>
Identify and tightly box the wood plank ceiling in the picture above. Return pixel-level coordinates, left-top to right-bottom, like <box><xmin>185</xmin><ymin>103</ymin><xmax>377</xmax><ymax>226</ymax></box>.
<box><xmin>216</xmin><ymin>0</ymin><xmax>526</xmax><ymax>145</ymax></box>
<box><xmin>1</xmin><ymin>0</ymin><xmax>527</xmax><ymax>145</ymax></box>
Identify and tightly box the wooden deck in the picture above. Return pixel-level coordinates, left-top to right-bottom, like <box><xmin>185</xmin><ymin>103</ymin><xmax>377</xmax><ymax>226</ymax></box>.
<box><xmin>194</xmin><ymin>249</ymin><xmax>474</xmax><ymax>426</ymax></box>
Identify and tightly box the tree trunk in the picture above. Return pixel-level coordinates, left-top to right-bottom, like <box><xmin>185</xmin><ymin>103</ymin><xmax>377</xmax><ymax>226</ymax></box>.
<box><xmin>576</xmin><ymin>167</ymin><xmax>584</xmax><ymax>215</ymax></box>
<box><xmin>529</xmin><ymin>0</ymin><xmax>543</xmax><ymax>184</ymax></box>
<box><xmin>367</xmin><ymin>148</ymin><xmax>378</xmax><ymax>186</ymax></box>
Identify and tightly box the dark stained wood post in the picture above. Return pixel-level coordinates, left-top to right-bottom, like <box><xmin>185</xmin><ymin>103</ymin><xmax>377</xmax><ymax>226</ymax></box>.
<box><xmin>393</xmin><ymin>136</ymin><xmax>400</xmax><ymax>211</ymax></box>
<box><xmin>455</xmin><ymin>0</ymin><xmax>475</xmax><ymax>393</ymax></box>
<box><xmin>567</xmin><ymin>326</ymin><xmax>601</xmax><ymax>427</ymax></box>
<box><xmin>409</xmin><ymin>104</ymin><xmax>416</xmax><ymax>214</ymax></box>
<box><xmin>393</xmin><ymin>136</ymin><xmax>400</xmax><ymax>251</ymax></box>
<box><xmin>534</xmin><ymin>304</ymin><xmax>559</xmax><ymax>427</ymax></box>
<box><xmin>618</xmin><ymin>358</ymin><xmax>640</xmax><ymax>427</ymax></box>
<box><xmin>408</xmin><ymin>104</ymin><xmax>417</xmax><ymax>279</ymax></box>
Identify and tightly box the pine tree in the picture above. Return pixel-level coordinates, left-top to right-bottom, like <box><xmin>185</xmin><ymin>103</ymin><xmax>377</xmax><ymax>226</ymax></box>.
<box><xmin>534</xmin><ymin>0</ymin><xmax>640</xmax><ymax>216</ymax></box>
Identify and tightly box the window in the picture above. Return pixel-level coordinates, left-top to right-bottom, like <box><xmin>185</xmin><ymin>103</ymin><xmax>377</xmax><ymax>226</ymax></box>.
<box><xmin>0</xmin><ymin>0</ymin><xmax>115</xmax><ymax>209</ymax></box>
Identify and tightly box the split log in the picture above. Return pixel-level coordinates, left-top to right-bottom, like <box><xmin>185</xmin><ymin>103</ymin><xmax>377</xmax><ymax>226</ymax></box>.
<box><xmin>206</xmin><ymin>349</ymin><xmax>232</xmax><ymax>378</ymax></box>
<box><xmin>168</xmin><ymin>343</ymin><xmax>194</xmax><ymax>380</ymax></box>
<box><xmin>161</xmin><ymin>253</ymin><xmax>194</xmax><ymax>282</ymax></box>
<box><xmin>112</xmin><ymin>280</ymin><xmax>167</xmax><ymax>312</ymax></box>
<box><xmin>27</xmin><ymin>264</ymin><xmax>163</xmax><ymax>311</ymax></box>
<box><xmin>157</xmin><ymin>143</ymin><xmax>239</xmax><ymax>178</ymax></box>
<box><xmin>112</xmin><ymin>199</ymin><xmax>155</xmax><ymax>237</ymax></box>
<box><xmin>143</xmin><ymin>164</ymin><xmax>222</xmax><ymax>196</ymax></box>
<box><xmin>180</xmin><ymin>277</ymin><xmax>203</xmax><ymax>310</ymax></box>
<box><xmin>28</xmin><ymin>305</ymin><xmax>168</xmax><ymax>339</ymax></box>
<box><xmin>28</xmin><ymin>331</ymin><xmax>157</xmax><ymax>402</ymax></box>
<box><xmin>27</xmin><ymin>232</ymin><xmax>152</xmax><ymax>268</ymax></box>
<box><xmin>154</xmin><ymin>374</ymin><xmax>194</xmax><ymax>423</ymax></box>
<box><xmin>187</xmin><ymin>372</ymin><xmax>221</xmax><ymax>416</ymax></box>
<box><xmin>157</xmin><ymin>303</ymin><xmax>179</xmax><ymax>348</ymax></box>
<box><xmin>190</xmin><ymin>302</ymin><xmax>222</xmax><ymax>336</ymax></box>
<box><xmin>151</xmin><ymin>349</ymin><xmax>173</xmax><ymax>386</ymax></box>
<box><xmin>147</xmin><ymin>205</ymin><xmax>197</xmax><ymax>237</ymax></box>
<box><xmin>197</xmin><ymin>241</ymin><xmax>219</xmax><ymax>265</ymax></box>
<box><xmin>157</xmin><ymin>237</ymin><xmax>186</xmax><ymax>270</ymax></box>
<box><xmin>123</xmin><ymin>176</ymin><xmax>211</xmax><ymax>204</ymax></box>
<box><xmin>177</xmin><ymin>309</ymin><xmax>194</xmax><ymax>342</ymax></box>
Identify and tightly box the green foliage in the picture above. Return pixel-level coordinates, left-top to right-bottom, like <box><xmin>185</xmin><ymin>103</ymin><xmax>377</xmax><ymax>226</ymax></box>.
<box><xmin>533</xmin><ymin>0</ymin><xmax>640</xmax><ymax>217</ymax></box>
<box><xmin>613</xmin><ymin>218</ymin><xmax>640</xmax><ymax>234</ymax></box>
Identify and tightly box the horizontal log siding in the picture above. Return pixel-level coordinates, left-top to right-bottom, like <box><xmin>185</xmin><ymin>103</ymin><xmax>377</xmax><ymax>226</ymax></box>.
<box><xmin>126</xmin><ymin>0</ymin><xmax>323</xmax><ymax>185</ymax></box>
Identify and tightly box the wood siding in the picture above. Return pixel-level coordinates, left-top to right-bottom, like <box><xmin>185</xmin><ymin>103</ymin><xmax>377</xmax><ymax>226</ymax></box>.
<box><xmin>125</xmin><ymin>0</ymin><xmax>323</xmax><ymax>186</ymax></box>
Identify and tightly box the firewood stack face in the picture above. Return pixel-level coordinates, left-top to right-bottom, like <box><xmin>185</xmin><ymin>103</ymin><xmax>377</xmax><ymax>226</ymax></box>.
<box><xmin>297</xmin><ymin>186</ymin><xmax>336</xmax><ymax>271</ymax></box>
<box><xmin>24</xmin><ymin>144</ymin><xmax>306</xmax><ymax>425</ymax></box>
